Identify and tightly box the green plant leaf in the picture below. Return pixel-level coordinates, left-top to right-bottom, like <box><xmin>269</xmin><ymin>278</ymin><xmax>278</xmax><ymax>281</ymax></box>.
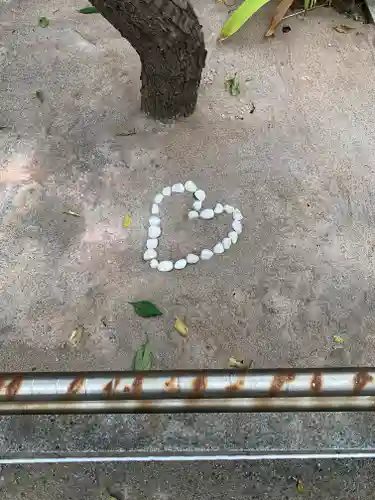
<box><xmin>129</xmin><ymin>301</ymin><xmax>162</xmax><ymax>318</ymax></box>
<box><xmin>220</xmin><ymin>0</ymin><xmax>269</xmax><ymax>40</ymax></box>
<box><xmin>78</xmin><ymin>6</ymin><xmax>99</xmax><ymax>13</ymax></box>
<box><xmin>38</xmin><ymin>17</ymin><xmax>50</xmax><ymax>28</ymax></box>
<box><xmin>225</xmin><ymin>74</ymin><xmax>240</xmax><ymax>96</ymax></box>
<box><xmin>133</xmin><ymin>341</ymin><xmax>153</xmax><ymax>370</ymax></box>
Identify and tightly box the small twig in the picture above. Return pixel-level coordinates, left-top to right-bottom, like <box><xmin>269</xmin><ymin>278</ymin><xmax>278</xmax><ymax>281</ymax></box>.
<box><xmin>281</xmin><ymin>1</ymin><xmax>329</xmax><ymax>19</ymax></box>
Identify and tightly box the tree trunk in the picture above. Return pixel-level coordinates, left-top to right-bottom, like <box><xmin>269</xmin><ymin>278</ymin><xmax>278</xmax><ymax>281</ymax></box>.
<box><xmin>89</xmin><ymin>0</ymin><xmax>207</xmax><ymax>120</ymax></box>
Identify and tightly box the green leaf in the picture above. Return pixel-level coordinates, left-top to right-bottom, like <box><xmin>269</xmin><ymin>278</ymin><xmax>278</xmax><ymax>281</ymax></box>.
<box><xmin>225</xmin><ymin>74</ymin><xmax>240</xmax><ymax>96</ymax></box>
<box><xmin>38</xmin><ymin>17</ymin><xmax>50</xmax><ymax>28</ymax></box>
<box><xmin>78</xmin><ymin>6</ymin><xmax>99</xmax><ymax>14</ymax></box>
<box><xmin>220</xmin><ymin>0</ymin><xmax>269</xmax><ymax>39</ymax></box>
<box><xmin>133</xmin><ymin>341</ymin><xmax>153</xmax><ymax>370</ymax></box>
<box><xmin>129</xmin><ymin>300</ymin><xmax>162</xmax><ymax>318</ymax></box>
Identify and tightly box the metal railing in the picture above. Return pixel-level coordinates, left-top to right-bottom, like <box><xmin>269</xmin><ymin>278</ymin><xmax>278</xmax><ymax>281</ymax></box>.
<box><xmin>0</xmin><ymin>368</ymin><xmax>373</xmax><ymax>413</ymax></box>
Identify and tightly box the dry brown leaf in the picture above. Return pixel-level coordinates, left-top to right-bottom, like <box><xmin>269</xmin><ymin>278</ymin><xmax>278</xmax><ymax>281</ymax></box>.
<box><xmin>334</xmin><ymin>24</ymin><xmax>355</xmax><ymax>33</ymax></box>
<box><xmin>265</xmin><ymin>0</ymin><xmax>294</xmax><ymax>37</ymax></box>
<box><xmin>174</xmin><ymin>317</ymin><xmax>188</xmax><ymax>337</ymax></box>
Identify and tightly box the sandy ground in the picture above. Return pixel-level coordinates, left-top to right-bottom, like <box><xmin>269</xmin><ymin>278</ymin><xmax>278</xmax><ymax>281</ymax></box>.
<box><xmin>2</xmin><ymin>0</ymin><xmax>375</xmax><ymax>496</ymax></box>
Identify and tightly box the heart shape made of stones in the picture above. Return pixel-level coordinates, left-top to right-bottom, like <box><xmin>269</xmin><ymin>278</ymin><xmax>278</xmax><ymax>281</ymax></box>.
<box><xmin>144</xmin><ymin>181</ymin><xmax>243</xmax><ymax>272</ymax></box>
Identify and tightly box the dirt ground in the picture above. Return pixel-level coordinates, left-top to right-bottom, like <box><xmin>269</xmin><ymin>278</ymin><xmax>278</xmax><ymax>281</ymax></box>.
<box><xmin>2</xmin><ymin>0</ymin><xmax>375</xmax><ymax>496</ymax></box>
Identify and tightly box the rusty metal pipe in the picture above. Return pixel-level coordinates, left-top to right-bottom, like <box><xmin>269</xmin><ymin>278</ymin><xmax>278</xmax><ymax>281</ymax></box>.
<box><xmin>0</xmin><ymin>368</ymin><xmax>373</xmax><ymax>414</ymax></box>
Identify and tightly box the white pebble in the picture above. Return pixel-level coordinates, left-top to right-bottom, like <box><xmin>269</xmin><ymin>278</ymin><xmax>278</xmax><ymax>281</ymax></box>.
<box><xmin>146</xmin><ymin>238</ymin><xmax>158</xmax><ymax>249</ymax></box>
<box><xmin>224</xmin><ymin>204</ymin><xmax>234</xmax><ymax>214</ymax></box>
<box><xmin>172</xmin><ymin>183</ymin><xmax>185</xmax><ymax>193</ymax></box>
<box><xmin>174</xmin><ymin>259</ymin><xmax>187</xmax><ymax>270</ymax></box>
<box><xmin>201</xmin><ymin>249</ymin><xmax>214</xmax><ymax>260</ymax></box>
<box><xmin>187</xmin><ymin>253</ymin><xmax>200</xmax><ymax>264</ymax></box>
<box><xmin>143</xmin><ymin>249</ymin><xmax>157</xmax><ymax>261</ymax></box>
<box><xmin>233</xmin><ymin>208</ymin><xmax>243</xmax><ymax>221</ymax></box>
<box><xmin>151</xmin><ymin>204</ymin><xmax>159</xmax><ymax>215</ymax></box>
<box><xmin>162</xmin><ymin>186</ymin><xmax>172</xmax><ymax>196</ymax></box>
<box><xmin>200</xmin><ymin>209</ymin><xmax>214</xmax><ymax>220</ymax></box>
<box><xmin>194</xmin><ymin>189</ymin><xmax>206</xmax><ymax>201</ymax></box>
<box><xmin>232</xmin><ymin>220</ymin><xmax>242</xmax><ymax>234</ymax></box>
<box><xmin>150</xmin><ymin>259</ymin><xmax>159</xmax><ymax>269</ymax></box>
<box><xmin>193</xmin><ymin>200</ymin><xmax>202</xmax><ymax>211</ymax></box>
<box><xmin>188</xmin><ymin>210</ymin><xmax>199</xmax><ymax>220</ymax></box>
<box><xmin>214</xmin><ymin>203</ymin><xmax>224</xmax><ymax>214</ymax></box>
<box><xmin>158</xmin><ymin>260</ymin><xmax>174</xmax><ymax>272</ymax></box>
<box><xmin>185</xmin><ymin>180</ymin><xmax>197</xmax><ymax>193</ymax></box>
<box><xmin>228</xmin><ymin>231</ymin><xmax>238</xmax><ymax>244</ymax></box>
<box><xmin>222</xmin><ymin>237</ymin><xmax>232</xmax><ymax>250</ymax></box>
<box><xmin>154</xmin><ymin>193</ymin><xmax>164</xmax><ymax>204</ymax></box>
<box><xmin>213</xmin><ymin>242</ymin><xmax>224</xmax><ymax>254</ymax></box>
<box><xmin>148</xmin><ymin>226</ymin><xmax>161</xmax><ymax>239</ymax></box>
<box><xmin>149</xmin><ymin>216</ymin><xmax>161</xmax><ymax>226</ymax></box>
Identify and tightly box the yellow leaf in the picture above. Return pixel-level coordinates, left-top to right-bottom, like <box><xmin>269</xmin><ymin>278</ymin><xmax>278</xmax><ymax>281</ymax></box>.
<box><xmin>228</xmin><ymin>356</ymin><xmax>253</xmax><ymax>369</ymax></box>
<box><xmin>174</xmin><ymin>317</ymin><xmax>188</xmax><ymax>337</ymax></box>
<box><xmin>123</xmin><ymin>215</ymin><xmax>131</xmax><ymax>228</ymax></box>
<box><xmin>333</xmin><ymin>335</ymin><xmax>345</xmax><ymax>344</ymax></box>
<box><xmin>220</xmin><ymin>0</ymin><xmax>270</xmax><ymax>40</ymax></box>
<box><xmin>265</xmin><ymin>0</ymin><xmax>294</xmax><ymax>37</ymax></box>
<box><xmin>68</xmin><ymin>326</ymin><xmax>84</xmax><ymax>347</ymax></box>
<box><xmin>296</xmin><ymin>478</ymin><xmax>305</xmax><ymax>493</ymax></box>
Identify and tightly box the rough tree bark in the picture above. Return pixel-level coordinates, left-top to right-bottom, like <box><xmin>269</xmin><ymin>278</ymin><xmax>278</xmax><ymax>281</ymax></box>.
<box><xmin>89</xmin><ymin>0</ymin><xmax>207</xmax><ymax>120</ymax></box>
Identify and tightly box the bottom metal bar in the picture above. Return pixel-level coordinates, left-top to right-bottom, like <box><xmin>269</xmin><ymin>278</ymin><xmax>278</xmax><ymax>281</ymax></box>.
<box><xmin>1</xmin><ymin>450</ymin><xmax>375</xmax><ymax>464</ymax></box>
<box><xmin>0</xmin><ymin>396</ymin><xmax>375</xmax><ymax>414</ymax></box>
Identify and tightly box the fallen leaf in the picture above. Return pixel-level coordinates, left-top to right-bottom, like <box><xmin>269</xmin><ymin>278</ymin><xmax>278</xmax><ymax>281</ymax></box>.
<box><xmin>133</xmin><ymin>341</ymin><xmax>153</xmax><ymax>370</ymax></box>
<box><xmin>63</xmin><ymin>210</ymin><xmax>80</xmax><ymax>217</ymax></box>
<box><xmin>228</xmin><ymin>356</ymin><xmax>253</xmax><ymax>369</ymax></box>
<box><xmin>35</xmin><ymin>90</ymin><xmax>44</xmax><ymax>103</ymax></box>
<box><xmin>174</xmin><ymin>317</ymin><xmax>188</xmax><ymax>337</ymax></box>
<box><xmin>220</xmin><ymin>0</ymin><xmax>270</xmax><ymax>39</ymax></box>
<box><xmin>296</xmin><ymin>477</ymin><xmax>305</xmax><ymax>493</ymax></box>
<box><xmin>68</xmin><ymin>326</ymin><xmax>85</xmax><ymax>347</ymax></box>
<box><xmin>225</xmin><ymin>74</ymin><xmax>240</xmax><ymax>96</ymax></box>
<box><xmin>129</xmin><ymin>301</ymin><xmax>162</xmax><ymax>318</ymax></box>
<box><xmin>334</xmin><ymin>24</ymin><xmax>355</xmax><ymax>33</ymax></box>
<box><xmin>78</xmin><ymin>6</ymin><xmax>99</xmax><ymax>13</ymax></box>
<box><xmin>123</xmin><ymin>215</ymin><xmax>131</xmax><ymax>228</ymax></box>
<box><xmin>265</xmin><ymin>0</ymin><xmax>294</xmax><ymax>37</ymax></box>
<box><xmin>38</xmin><ymin>17</ymin><xmax>50</xmax><ymax>28</ymax></box>
<box><xmin>332</xmin><ymin>335</ymin><xmax>345</xmax><ymax>344</ymax></box>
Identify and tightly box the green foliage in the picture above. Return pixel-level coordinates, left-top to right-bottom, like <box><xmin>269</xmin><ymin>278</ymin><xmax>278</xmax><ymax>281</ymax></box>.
<box><xmin>220</xmin><ymin>0</ymin><xmax>270</xmax><ymax>39</ymax></box>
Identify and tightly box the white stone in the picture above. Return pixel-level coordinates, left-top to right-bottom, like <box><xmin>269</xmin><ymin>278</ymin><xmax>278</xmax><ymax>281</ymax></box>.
<box><xmin>174</xmin><ymin>259</ymin><xmax>187</xmax><ymax>270</ymax></box>
<box><xmin>232</xmin><ymin>220</ymin><xmax>243</xmax><ymax>234</ymax></box>
<box><xmin>185</xmin><ymin>180</ymin><xmax>197</xmax><ymax>193</ymax></box>
<box><xmin>213</xmin><ymin>242</ymin><xmax>224</xmax><ymax>254</ymax></box>
<box><xmin>201</xmin><ymin>249</ymin><xmax>214</xmax><ymax>260</ymax></box>
<box><xmin>224</xmin><ymin>204</ymin><xmax>234</xmax><ymax>214</ymax></box>
<box><xmin>188</xmin><ymin>210</ymin><xmax>199</xmax><ymax>220</ymax></box>
<box><xmin>200</xmin><ymin>209</ymin><xmax>214</xmax><ymax>220</ymax></box>
<box><xmin>162</xmin><ymin>186</ymin><xmax>172</xmax><ymax>196</ymax></box>
<box><xmin>194</xmin><ymin>189</ymin><xmax>206</xmax><ymax>201</ymax></box>
<box><xmin>150</xmin><ymin>259</ymin><xmax>159</xmax><ymax>269</ymax></box>
<box><xmin>148</xmin><ymin>226</ymin><xmax>161</xmax><ymax>239</ymax></box>
<box><xmin>172</xmin><ymin>183</ymin><xmax>185</xmax><ymax>193</ymax></box>
<box><xmin>193</xmin><ymin>200</ymin><xmax>202</xmax><ymax>211</ymax></box>
<box><xmin>149</xmin><ymin>216</ymin><xmax>161</xmax><ymax>226</ymax></box>
<box><xmin>146</xmin><ymin>238</ymin><xmax>158</xmax><ymax>249</ymax></box>
<box><xmin>228</xmin><ymin>231</ymin><xmax>238</xmax><ymax>244</ymax></box>
<box><xmin>214</xmin><ymin>203</ymin><xmax>224</xmax><ymax>214</ymax></box>
<box><xmin>154</xmin><ymin>193</ymin><xmax>164</xmax><ymax>204</ymax></box>
<box><xmin>151</xmin><ymin>204</ymin><xmax>159</xmax><ymax>215</ymax></box>
<box><xmin>222</xmin><ymin>237</ymin><xmax>232</xmax><ymax>250</ymax></box>
<box><xmin>158</xmin><ymin>260</ymin><xmax>174</xmax><ymax>272</ymax></box>
<box><xmin>187</xmin><ymin>253</ymin><xmax>200</xmax><ymax>264</ymax></box>
<box><xmin>143</xmin><ymin>249</ymin><xmax>157</xmax><ymax>261</ymax></box>
<box><xmin>233</xmin><ymin>208</ymin><xmax>243</xmax><ymax>221</ymax></box>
